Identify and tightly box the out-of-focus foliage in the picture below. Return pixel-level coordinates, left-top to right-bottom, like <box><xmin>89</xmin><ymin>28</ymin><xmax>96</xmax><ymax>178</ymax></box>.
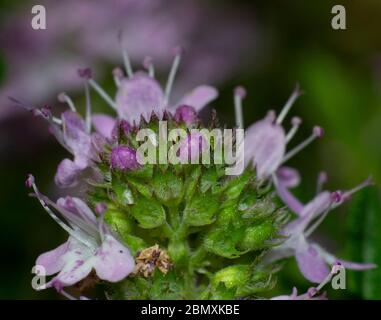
<box><xmin>346</xmin><ymin>187</ymin><xmax>381</xmax><ymax>299</ymax></box>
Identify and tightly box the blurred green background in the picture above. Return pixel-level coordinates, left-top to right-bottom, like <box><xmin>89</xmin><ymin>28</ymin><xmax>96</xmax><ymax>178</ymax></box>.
<box><xmin>0</xmin><ymin>0</ymin><xmax>380</xmax><ymax>299</ymax></box>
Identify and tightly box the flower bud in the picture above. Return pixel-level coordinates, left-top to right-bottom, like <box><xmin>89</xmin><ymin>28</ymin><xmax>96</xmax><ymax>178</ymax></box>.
<box><xmin>174</xmin><ymin>105</ymin><xmax>198</xmax><ymax>125</ymax></box>
<box><xmin>111</xmin><ymin>145</ymin><xmax>139</xmax><ymax>171</ymax></box>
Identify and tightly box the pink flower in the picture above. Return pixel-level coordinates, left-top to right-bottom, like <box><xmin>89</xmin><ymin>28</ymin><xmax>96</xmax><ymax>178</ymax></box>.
<box><xmin>264</xmin><ymin>176</ymin><xmax>376</xmax><ymax>283</ymax></box>
<box><xmin>27</xmin><ymin>175</ymin><xmax>135</xmax><ymax>291</ymax></box>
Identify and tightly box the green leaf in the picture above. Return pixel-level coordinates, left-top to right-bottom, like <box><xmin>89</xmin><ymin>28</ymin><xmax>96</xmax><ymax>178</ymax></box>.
<box><xmin>112</xmin><ymin>175</ymin><xmax>134</xmax><ymax>205</ymax></box>
<box><xmin>183</xmin><ymin>193</ymin><xmax>220</xmax><ymax>226</ymax></box>
<box><xmin>200</xmin><ymin>166</ymin><xmax>218</xmax><ymax>193</ymax></box>
<box><xmin>346</xmin><ymin>187</ymin><xmax>381</xmax><ymax>299</ymax></box>
<box><xmin>184</xmin><ymin>166</ymin><xmax>201</xmax><ymax>200</ymax></box>
<box><xmin>128</xmin><ymin>178</ymin><xmax>152</xmax><ymax>198</ymax></box>
<box><xmin>152</xmin><ymin>169</ymin><xmax>184</xmax><ymax>205</ymax></box>
<box><xmin>203</xmin><ymin>226</ymin><xmax>243</xmax><ymax>258</ymax></box>
<box><xmin>130</xmin><ymin>195</ymin><xmax>166</xmax><ymax>229</ymax></box>
<box><xmin>239</xmin><ymin>220</ymin><xmax>275</xmax><ymax>251</ymax></box>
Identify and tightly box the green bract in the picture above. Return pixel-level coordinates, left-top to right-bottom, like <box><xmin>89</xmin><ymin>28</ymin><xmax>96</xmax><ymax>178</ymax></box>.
<box><xmin>88</xmin><ymin>114</ymin><xmax>287</xmax><ymax>299</ymax></box>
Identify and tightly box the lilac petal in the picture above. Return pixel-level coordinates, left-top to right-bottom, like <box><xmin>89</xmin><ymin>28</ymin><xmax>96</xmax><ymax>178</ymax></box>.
<box><xmin>315</xmin><ymin>244</ymin><xmax>377</xmax><ymax>270</ymax></box>
<box><xmin>92</xmin><ymin>113</ymin><xmax>116</xmax><ymax>139</ymax></box>
<box><xmin>57</xmin><ymin>197</ymin><xmax>97</xmax><ymax>226</ymax></box>
<box><xmin>244</xmin><ymin>119</ymin><xmax>286</xmax><ymax>179</ymax></box>
<box><xmin>115</xmin><ymin>73</ymin><xmax>165</xmax><ymax>124</ymax></box>
<box><xmin>91</xmin><ymin>132</ymin><xmax>107</xmax><ymax>154</ymax></box>
<box><xmin>296</xmin><ymin>244</ymin><xmax>330</xmax><ymax>283</ymax></box>
<box><xmin>271</xmin><ymin>287</ymin><xmax>298</xmax><ymax>300</ymax></box>
<box><xmin>177</xmin><ymin>85</ymin><xmax>218</xmax><ymax>112</ymax></box>
<box><xmin>36</xmin><ymin>241</ymin><xmax>69</xmax><ymax>276</ymax></box>
<box><xmin>49</xmin><ymin>238</ymin><xmax>94</xmax><ymax>287</ymax></box>
<box><xmin>94</xmin><ymin>234</ymin><xmax>135</xmax><ymax>282</ymax></box>
<box><xmin>277</xmin><ymin>166</ymin><xmax>300</xmax><ymax>188</ymax></box>
<box><xmin>337</xmin><ymin>260</ymin><xmax>376</xmax><ymax>270</ymax></box>
<box><xmin>62</xmin><ymin>111</ymin><xmax>94</xmax><ymax>167</ymax></box>
<box><xmin>55</xmin><ymin>159</ymin><xmax>82</xmax><ymax>188</ymax></box>
<box><xmin>275</xmin><ymin>167</ymin><xmax>303</xmax><ymax>215</ymax></box>
<box><xmin>62</xmin><ymin>110</ymin><xmax>86</xmax><ymax>134</ymax></box>
<box><xmin>301</xmin><ymin>191</ymin><xmax>331</xmax><ymax>220</ymax></box>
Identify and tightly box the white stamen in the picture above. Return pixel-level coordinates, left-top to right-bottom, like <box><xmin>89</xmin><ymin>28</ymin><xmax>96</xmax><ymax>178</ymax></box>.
<box><xmin>97</xmin><ymin>213</ymin><xmax>107</xmax><ymax>242</ymax></box>
<box><xmin>234</xmin><ymin>86</ymin><xmax>246</xmax><ymax>129</ymax></box>
<box><xmin>164</xmin><ymin>47</ymin><xmax>182</xmax><ymax>105</ymax></box>
<box><xmin>88</xmin><ymin>79</ymin><xmax>117</xmax><ymax>110</ymax></box>
<box><xmin>276</xmin><ymin>84</ymin><xmax>303</xmax><ymax>125</ymax></box>
<box><xmin>304</xmin><ymin>207</ymin><xmax>331</xmax><ymax>237</ymax></box>
<box><xmin>332</xmin><ymin>176</ymin><xmax>373</xmax><ymax>208</ymax></box>
<box><xmin>143</xmin><ymin>56</ymin><xmax>155</xmax><ymax>78</ymax></box>
<box><xmin>112</xmin><ymin>68</ymin><xmax>123</xmax><ymax>87</ymax></box>
<box><xmin>282</xmin><ymin>126</ymin><xmax>323</xmax><ymax>164</ymax></box>
<box><xmin>58</xmin><ymin>92</ymin><xmax>77</xmax><ymax>112</ymax></box>
<box><xmin>286</xmin><ymin>117</ymin><xmax>302</xmax><ymax>143</ymax></box>
<box><xmin>84</xmin><ymin>82</ymin><xmax>91</xmax><ymax>133</ymax></box>
<box><xmin>52</xmin><ymin>117</ymin><xmax>62</xmax><ymax>125</ymax></box>
<box><xmin>31</xmin><ymin>182</ymin><xmax>93</xmax><ymax>247</ymax></box>
<box><xmin>60</xmin><ymin>290</ymin><xmax>78</xmax><ymax>300</ymax></box>
<box><xmin>315</xmin><ymin>267</ymin><xmax>336</xmax><ymax>292</ymax></box>
<box><xmin>118</xmin><ymin>32</ymin><xmax>133</xmax><ymax>78</ymax></box>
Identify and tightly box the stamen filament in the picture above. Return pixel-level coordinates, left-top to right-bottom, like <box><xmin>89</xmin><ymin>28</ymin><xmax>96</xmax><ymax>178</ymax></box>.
<box><xmin>234</xmin><ymin>87</ymin><xmax>246</xmax><ymax>129</ymax></box>
<box><xmin>58</xmin><ymin>92</ymin><xmax>77</xmax><ymax>112</ymax></box>
<box><xmin>282</xmin><ymin>126</ymin><xmax>323</xmax><ymax>164</ymax></box>
<box><xmin>305</xmin><ymin>207</ymin><xmax>331</xmax><ymax>237</ymax></box>
<box><xmin>84</xmin><ymin>82</ymin><xmax>91</xmax><ymax>133</ymax></box>
<box><xmin>143</xmin><ymin>56</ymin><xmax>155</xmax><ymax>78</ymax></box>
<box><xmin>88</xmin><ymin>79</ymin><xmax>117</xmax><ymax>110</ymax></box>
<box><xmin>52</xmin><ymin>117</ymin><xmax>62</xmax><ymax>125</ymax></box>
<box><xmin>118</xmin><ymin>32</ymin><xmax>133</xmax><ymax>78</ymax></box>
<box><xmin>60</xmin><ymin>290</ymin><xmax>78</xmax><ymax>300</ymax></box>
<box><xmin>31</xmin><ymin>182</ymin><xmax>81</xmax><ymax>242</ymax></box>
<box><xmin>165</xmin><ymin>47</ymin><xmax>182</xmax><ymax>105</ymax></box>
<box><xmin>122</xmin><ymin>48</ymin><xmax>133</xmax><ymax>78</ymax></box>
<box><xmin>276</xmin><ymin>84</ymin><xmax>302</xmax><ymax>125</ymax></box>
<box><xmin>286</xmin><ymin>117</ymin><xmax>301</xmax><ymax>143</ymax></box>
<box><xmin>112</xmin><ymin>68</ymin><xmax>123</xmax><ymax>87</ymax></box>
<box><xmin>332</xmin><ymin>176</ymin><xmax>373</xmax><ymax>208</ymax></box>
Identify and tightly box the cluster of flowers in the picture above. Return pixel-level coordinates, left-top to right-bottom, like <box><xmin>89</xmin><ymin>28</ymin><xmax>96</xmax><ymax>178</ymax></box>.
<box><xmin>21</xmin><ymin>44</ymin><xmax>374</xmax><ymax>300</ymax></box>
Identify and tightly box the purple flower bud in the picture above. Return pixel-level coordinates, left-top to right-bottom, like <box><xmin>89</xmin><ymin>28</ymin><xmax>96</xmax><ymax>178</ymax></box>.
<box><xmin>120</xmin><ymin>120</ymin><xmax>132</xmax><ymax>136</ymax></box>
<box><xmin>111</xmin><ymin>120</ymin><xmax>132</xmax><ymax>141</ymax></box>
<box><xmin>57</xmin><ymin>92</ymin><xmax>67</xmax><ymax>103</ymax></box>
<box><xmin>174</xmin><ymin>105</ymin><xmax>198</xmax><ymax>125</ymax></box>
<box><xmin>78</xmin><ymin>68</ymin><xmax>92</xmax><ymax>79</ymax></box>
<box><xmin>95</xmin><ymin>202</ymin><xmax>107</xmax><ymax>215</ymax></box>
<box><xmin>32</xmin><ymin>105</ymin><xmax>52</xmax><ymax>119</ymax></box>
<box><xmin>313</xmin><ymin>126</ymin><xmax>324</xmax><ymax>138</ymax></box>
<box><xmin>234</xmin><ymin>86</ymin><xmax>247</xmax><ymax>99</ymax></box>
<box><xmin>111</xmin><ymin>145</ymin><xmax>139</xmax><ymax>171</ymax></box>
<box><xmin>25</xmin><ymin>174</ymin><xmax>35</xmax><ymax>188</ymax></box>
<box><xmin>291</xmin><ymin>116</ymin><xmax>302</xmax><ymax>126</ymax></box>
<box><xmin>331</xmin><ymin>190</ymin><xmax>343</xmax><ymax>203</ymax></box>
<box><xmin>112</xmin><ymin>67</ymin><xmax>124</xmax><ymax>79</ymax></box>
<box><xmin>143</xmin><ymin>56</ymin><xmax>153</xmax><ymax>69</ymax></box>
<box><xmin>172</xmin><ymin>45</ymin><xmax>184</xmax><ymax>56</ymax></box>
